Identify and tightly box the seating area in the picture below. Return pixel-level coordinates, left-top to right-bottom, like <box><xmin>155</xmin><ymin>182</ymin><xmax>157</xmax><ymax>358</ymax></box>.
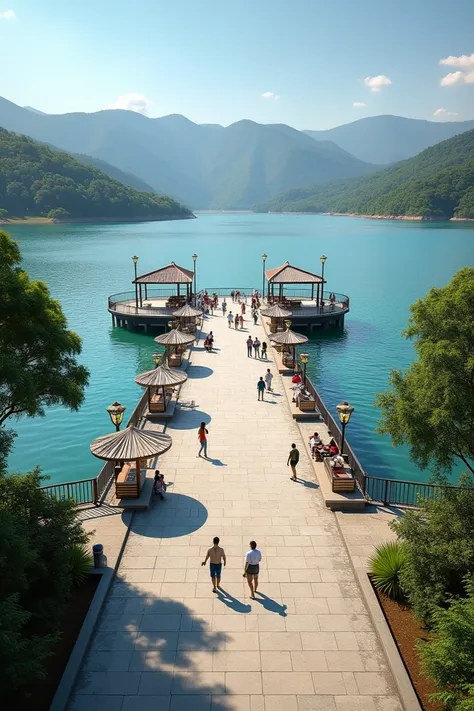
<box><xmin>324</xmin><ymin>455</ymin><xmax>355</xmax><ymax>492</ymax></box>
<box><xmin>115</xmin><ymin>462</ymin><xmax>146</xmax><ymax>498</ymax></box>
<box><xmin>166</xmin><ymin>295</ymin><xmax>186</xmax><ymax>308</ymax></box>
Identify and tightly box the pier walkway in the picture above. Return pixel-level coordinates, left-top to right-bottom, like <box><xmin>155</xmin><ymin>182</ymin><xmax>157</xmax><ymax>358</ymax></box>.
<box><xmin>70</xmin><ymin>305</ymin><xmax>402</xmax><ymax>711</ymax></box>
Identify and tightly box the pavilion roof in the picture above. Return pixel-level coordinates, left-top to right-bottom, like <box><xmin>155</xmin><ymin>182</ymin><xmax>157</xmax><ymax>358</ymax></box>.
<box><xmin>134</xmin><ymin>262</ymin><xmax>194</xmax><ymax>285</ymax></box>
<box><xmin>265</xmin><ymin>261</ymin><xmax>324</xmax><ymax>284</ymax></box>
<box><xmin>90</xmin><ymin>426</ymin><xmax>172</xmax><ymax>462</ymax></box>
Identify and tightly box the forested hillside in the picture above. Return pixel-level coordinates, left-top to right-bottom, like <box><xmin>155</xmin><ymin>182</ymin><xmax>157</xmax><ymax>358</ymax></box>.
<box><xmin>0</xmin><ymin>128</ymin><xmax>192</xmax><ymax>219</ymax></box>
<box><xmin>259</xmin><ymin>129</ymin><xmax>474</xmax><ymax>219</ymax></box>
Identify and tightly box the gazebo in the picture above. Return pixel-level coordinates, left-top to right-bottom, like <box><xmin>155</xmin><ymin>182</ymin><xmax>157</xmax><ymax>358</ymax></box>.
<box><xmin>265</xmin><ymin>261</ymin><xmax>325</xmax><ymax>307</ymax></box>
<box><xmin>173</xmin><ymin>303</ymin><xmax>203</xmax><ymax>332</ymax></box>
<box><xmin>90</xmin><ymin>426</ymin><xmax>172</xmax><ymax>499</ymax></box>
<box><xmin>135</xmin><ymin>366</ymin><xmax>188</xmax><ymax>414</ymax></box>
<box><xmin>154</xmin><ymin>328</ymin><xmax>195</xmax><ymax>367</ymax></box>
<box><xmin>133</xmin><ymin>262</ymin><xmax>195</xmax><ymax>308</ymax></box>
<box><xmin>269</xmin><ymin>323</ymin><xmax>308</xmax><ymax>369</ymax></box>
<box><xmin>260</xmin><ymin>303</ymin><xmax>293</xmax><ymax>334</ymax></box>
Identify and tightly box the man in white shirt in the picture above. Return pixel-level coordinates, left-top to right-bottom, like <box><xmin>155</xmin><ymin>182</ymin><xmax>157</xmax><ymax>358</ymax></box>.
<box><xmin>264</xmin><ymin>368</ymin><xmax>273</xmax><ymax>392</ymax></box>
<box><xmin>243</xmin><ymin>540</ymin><xmax>262</xmax><ymax>599</ymax></box>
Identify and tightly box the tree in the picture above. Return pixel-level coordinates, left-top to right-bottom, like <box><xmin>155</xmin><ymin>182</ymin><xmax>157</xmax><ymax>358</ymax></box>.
<box><xmin>0</xmin><ymin>208</ymin><xmax>8</xmax><ymax>218</ymax></box>
<box><xmin>375</xmin><ymin>267</ymin><xmax>474</xmax><ymax>477</ymax></box>
<box><xmin>391</xmin><ymin>478</ymin><xmax>474</xmax><ymax>622</ymax></box>
<box><xmin>0</xmin><ymin>231</ymin><xmax>89</xmax><ymax>446</ymax></box>
<box><xmin>419</xmin><ymin>578</ymin><xmax>474</xmax><ymax>711</ymax></box>
<box><xmin>47</xmin><ymin>207</ymin><xmax>70</xmax><ymax>219</ymax></box>
<box><xmin>0</xmin><ymin>469</ymin><xmax>89</xmax><ymax>692</ymax></box>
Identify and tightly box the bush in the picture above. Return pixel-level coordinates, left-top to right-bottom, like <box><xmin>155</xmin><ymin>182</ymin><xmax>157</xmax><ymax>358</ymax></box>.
<box><xmin>70</xmin><ymin>544</ymin><xmax>93</xmax><ymax>587</ymax></box>
<box><xmin>391</xmin><ymin>477</ymin><xmax>474</xmax><ymax>622</ymax></box>
<box><xmin>369</xmin><ymin>541</ymin><xmax>407</xmax><ymax>600</ymax></box>
<box><xmin>419</xmin><ymin>578</ymin><xmax>474</xmax><ymax>711</ymax></box>
<box><xmin>47</xmin><ymin>207</ymin><xmax>70</xmax><ymax>219</ymax></box>
<box><xmin>0</xmin><ymin>469</ymin><xmax>89</xmax><ymax>693</ymax></box>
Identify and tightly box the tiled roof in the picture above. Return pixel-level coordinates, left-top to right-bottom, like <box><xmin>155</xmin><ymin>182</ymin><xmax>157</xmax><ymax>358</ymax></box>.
<box><xmin>134</xmin><ymin>262</ymin><xmax>194</xmax><ymax>284</ymax></box>
<box><xmin>265</xmin><ymin>261</ymin><xmax>324</xmax><ymax>284</ymax></box>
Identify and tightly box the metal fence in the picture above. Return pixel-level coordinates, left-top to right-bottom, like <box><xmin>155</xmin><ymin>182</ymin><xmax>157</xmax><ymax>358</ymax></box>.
<box><xmin>41</xmin><ymin>478</ymin><xmax>96</xmax><ymax>505</ymax></box>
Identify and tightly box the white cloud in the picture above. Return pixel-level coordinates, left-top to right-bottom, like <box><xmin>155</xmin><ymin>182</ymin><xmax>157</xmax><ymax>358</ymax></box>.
<box><xmin>364</xmin><ymin>75</ymin><xmax>392</xmax><ymax>92</ymax></box>
<box><xmin>0</xmin><ymin>9</ymin><xmax>15</xmax><ymax>19</ymax></box>
<box><xmin>261</xmin><ymin>91</ymin><xmax>280</xmax><ymax>100</ymax></box>
<box><xmin>433</xmin><ymin>107</ymin><xmax>459</xmax><ymax>118</ymax></box>
<box><xmin>105</xmin><ymin>93</ymin><xmax>152</xmax><ymax>114</ymax></box>
<box><xmin>353</xmin><ymin>102</ymin><xmax>366</xmax><ymax>108</ymax></box>
<box><xmin>440</xmin><ymin>54</ymin><xmax>474</xmax><ymax>86</ymax></box>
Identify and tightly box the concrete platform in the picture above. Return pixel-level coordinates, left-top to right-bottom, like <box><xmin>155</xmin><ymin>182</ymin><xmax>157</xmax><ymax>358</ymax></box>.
<box><xmin>118</xmin><ymin>475</ymin><xmax>154</xmax><ymax>510</ymax></box>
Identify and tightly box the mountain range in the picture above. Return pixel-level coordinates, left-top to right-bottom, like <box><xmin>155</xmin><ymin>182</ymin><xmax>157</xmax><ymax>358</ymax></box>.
<box><xmin>259</xmin><ymin>129</ymin><xmax>474</xmax><ymax>220</ymax></box>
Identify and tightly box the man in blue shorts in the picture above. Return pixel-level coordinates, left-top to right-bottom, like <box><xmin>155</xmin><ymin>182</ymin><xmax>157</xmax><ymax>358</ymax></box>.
<box><xmin>201</xmin><ymin>536</ymin><xmax>227</xmax><ymax>593</ymax></box>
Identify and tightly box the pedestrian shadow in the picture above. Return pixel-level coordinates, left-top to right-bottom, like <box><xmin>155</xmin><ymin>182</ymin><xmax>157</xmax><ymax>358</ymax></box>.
<box><xmin>254</xmin><ymin>592</ymin><xmax>288</xmax><ymax>616</ymax></box>
<box><xmin>203</xmin><ymin>457</ymin><xmax>227</xmax><ymax>467</ymax></box>
<box><xmin>171</xmin><ymin>409</ymin><xmax>211</xmax><ymax>429</ymax></box>
<box><xmin>296</xmin><ymin>477</ymin><xmax>319</xmax><ymax>489</ymax></box>
<box><xmin>216</xmin><ymin>588</ymin><xmax>251</xmax><ymax>614</ymax></box>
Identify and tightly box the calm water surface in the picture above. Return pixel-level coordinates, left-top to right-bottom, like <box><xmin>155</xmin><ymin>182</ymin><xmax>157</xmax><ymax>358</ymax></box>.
<box><xmin>6</xmin><ymin>214</ymin><xmax>474</xmax><ymax>485</ymax></box>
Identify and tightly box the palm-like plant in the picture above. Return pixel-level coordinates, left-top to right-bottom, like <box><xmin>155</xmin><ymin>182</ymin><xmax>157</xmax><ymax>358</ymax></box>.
<box><xmin>369</xmin><ymin>540</ymin><xmax>407</xmax><ymax>600</ymax></box>
<box><xmin>69</xmin><ymin>544</ymin><xmax>93</xmax><ymax>587</ymax></box>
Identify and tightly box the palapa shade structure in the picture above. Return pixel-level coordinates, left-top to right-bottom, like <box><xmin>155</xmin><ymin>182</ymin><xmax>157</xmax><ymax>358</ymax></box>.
<box><xmin>90</xmin><ymin>425</ymin><xmax>172</xmax><ymax>497</ymax></box>
<box><xmin>269</xmin><ymin>325</ymin><xmax>308</xmax><ymax>368</ymax></box>
<box><xmin>154</xmin><ymin>327</ymin><xmax>195</xmax><ymax>367</ymax></box>
<box><xmin>135</xmin><ymin>366</ymin><xmax>188</xmax><ymax>414</ymax></box>
<box><xmin>265</xmin><ymin>261</ymin><xmax>325</xmax><ymax>305</ymax></box>
<box><xmin>133</xmin><ymin>261</ymin><xmax>195</xmax><ymax>307</ymax></box>
<box><xmin>260</xmin><ymin>303</ymin><xmax>293</xmax><ymax>334</ymax></box>
<box><xmin>173</xmin><ymin>303</ymin><xmax>203</xmax><ymax>331</ymax></box>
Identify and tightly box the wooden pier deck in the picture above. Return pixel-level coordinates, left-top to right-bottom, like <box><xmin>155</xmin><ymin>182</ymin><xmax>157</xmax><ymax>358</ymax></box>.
<box><xmin>69</xmin><ymin>303</ymin><xmax>402</xmax><ymax>711</ymax></box>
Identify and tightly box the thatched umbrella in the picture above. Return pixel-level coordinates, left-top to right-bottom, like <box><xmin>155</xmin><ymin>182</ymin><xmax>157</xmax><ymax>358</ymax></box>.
<box><xmin>90</xmin><ymin>426</ymin><xmax>172</xmax><ymax>497</ymax></box>
<box><xmin>269</xmin><ymin>324</ymin><xmax>308</xmax><ymax>366</ymax></box>
<box><xmin>154</xmin><ymin>327</ymin><xmax>195</xmax><ymax>365</ymax></box>
<box><xmin>260</xmin><ymin>303</ymin><xmax>293</xmax><ymax>333</ymax></box>
<box><xmin>172</xmin><ymin>303</ymin><xmax>203</xmax><ymax>331</ymax></box>
<box><xmin>135</xmin><ymin>366</ymin><xmax>188</xmax><ymax>413</ymax></box>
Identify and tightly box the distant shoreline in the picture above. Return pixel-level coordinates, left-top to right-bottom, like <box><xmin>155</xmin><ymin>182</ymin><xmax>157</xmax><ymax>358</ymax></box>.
<box><xmin>266</xmin><ymin>211</ymin><xmax>474</xmax><ymax>223</ymax></box>
<box><xmin>0</xmin><ymin>213</ymin><xmax>195</xmax><ymax>226</ymax></box>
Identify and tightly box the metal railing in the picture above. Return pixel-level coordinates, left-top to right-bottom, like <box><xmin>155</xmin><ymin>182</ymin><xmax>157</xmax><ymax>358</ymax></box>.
<box><xmin>41</xmin><ymin>478</ymin><xmax>96</xmax><ymax>505</ymax></box>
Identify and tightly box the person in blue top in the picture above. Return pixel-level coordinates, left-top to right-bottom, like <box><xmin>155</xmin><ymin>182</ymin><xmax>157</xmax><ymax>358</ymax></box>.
<box><xmin>257</xmin><ymin>376</ymin><xmax>266</xmax><ymax>401</ymax></box>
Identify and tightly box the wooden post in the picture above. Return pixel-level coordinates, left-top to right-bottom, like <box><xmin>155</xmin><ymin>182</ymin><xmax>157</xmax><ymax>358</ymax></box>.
<box><xmin>92</xmin><ymin>477</ymin><xmax>99</xmax><ymax>504</ymax></box>
<box><xmin>136</xmin><ymin>458</ymin><xmax>141</xmax><ymax>496</ymax></box>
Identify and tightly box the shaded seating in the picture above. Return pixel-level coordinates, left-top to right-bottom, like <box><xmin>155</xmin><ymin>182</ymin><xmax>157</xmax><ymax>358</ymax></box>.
<box><xmin>260</xmin><ymin>303</ymin><xmax>292</xmax><ymax>334</ymax></box>
<box><xmin>154</xmin><ymin>328</ymin><xmax>195</xmax><ymax>367</ymax></box>
<box><xmin>135</xmin><ymin>365</ymin><xmax>188</xmax><ymax>417</ymax></box>
<box><xmin>324</xmin><ymin>457</ymin><xmax>355</xmax><ymax>493</ymax></box>
<box><xmin>268</xmin><ymin>323</ymin><xmax>308</xmax><ymax>368</ymax></box>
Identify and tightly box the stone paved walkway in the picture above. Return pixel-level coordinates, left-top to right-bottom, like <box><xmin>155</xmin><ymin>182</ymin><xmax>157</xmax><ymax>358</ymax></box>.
<box><xmin>69</xmin><ymin>304</ymin><xmax>402</xmax><ymax>711</ymax></box>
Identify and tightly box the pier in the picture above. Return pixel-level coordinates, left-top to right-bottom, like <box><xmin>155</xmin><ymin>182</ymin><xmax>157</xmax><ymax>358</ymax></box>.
<box><xmin>67</xmin><ymin>301</ymin><xmax>402</xmax><ymax>710</ymax></box>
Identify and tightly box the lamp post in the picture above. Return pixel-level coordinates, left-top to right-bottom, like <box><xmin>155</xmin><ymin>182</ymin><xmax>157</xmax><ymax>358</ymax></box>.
<box><xmin>320</xmin><ymin>255</ymin><xmax>327</xmax><ymax>308</ymax></box>
<box><xmin>262</xmin><ymin>253</ymin><xmax>267</xmax><ymax>299</ymax></box>
<box><xmin>152</xmin><ymin>352</ymin><xmax>161</xmax><ymax>369</ymax></box>
<box><xmin>192</xmin><ymin>254</ymin><xmax>198</xmax><ymax>305</ymax></box>
<box><xmin>106</xmin><ymin>401</ymin><xmax>126</xmax><ymax>432</ymax></box>
<box><xmin>132</xmin><ymin>256</ymin><xmax>139</xmax><ymax>310</ymax></box>
<box><xmin>336</xmin><ymin>400</ymin><xmax>354</xmax><ymax>455</ymax></box>
<box><xmin>300</xmin><ymin>353</ymin><xmax>309</xmax><ymax>385</ymax></box>
<box><xmin>285</xmin><ymin>319</ymin><xmax>292</xmax><ymax>329</ymax></box>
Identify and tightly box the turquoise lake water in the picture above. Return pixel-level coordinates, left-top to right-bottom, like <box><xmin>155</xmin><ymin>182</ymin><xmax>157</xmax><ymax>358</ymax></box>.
<box><xmin>6</xmin><ymin>213</ymin><xmax>474</xmax><ymax>485</ymax></box>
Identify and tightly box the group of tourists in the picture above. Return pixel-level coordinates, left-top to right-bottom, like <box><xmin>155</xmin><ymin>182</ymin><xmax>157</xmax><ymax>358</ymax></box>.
<box><xmin>308</xmin><ymin>431</ymin><xmax>342</xmax><ymax>462</ymax></box>
<box><xmin>246</xmin><ymin>336</ymin><xmax>267</xmax><ymax>358</ymax></box>
<box><xmin>202</xmin><ymin>536</ymin><xmax>262</xmax><ymax>598</ymax></box>
<box><xmin>227</xmin><ymin>311</ymin><xmax>246</xmax><ymax>329</ymax></box>
<box><xmin>257</xmin><ymin>368</ymin><xmax>273</xmax><ymax>400</ymax></box>
<box><xmin>203</xmin><ymin>331</ymin><xmax>214</xmax><ymax>352</ymax></box>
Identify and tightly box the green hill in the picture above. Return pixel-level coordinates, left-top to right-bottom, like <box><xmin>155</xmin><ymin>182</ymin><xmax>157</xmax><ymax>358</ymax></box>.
<box><xmin>0</xmin><ymin>128</ymin><xmax>192</xmax><ymax>220</ymax></box>
<box><xmin>259</xmin><ymin>129</ymin><xmax>474</xmax><ymax>219</ymax></box>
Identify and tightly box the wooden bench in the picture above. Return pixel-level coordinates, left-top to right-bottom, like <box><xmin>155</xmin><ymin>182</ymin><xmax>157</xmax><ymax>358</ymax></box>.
<box><xmin>324</xmin><ymin>457</ymin><xmax>355</xmax><ymax>493</ymax></box>
<box><xmin>150</xmin><ymin>393</ymin><xmax>166</xmax><ymax>413</ymax></box>
<box><xmin>299</xmin><ymin>398</ymin><xmax>316</xmax><ymax>412</ymax></box>
<box><xmin>115</xmin><ymin>462</ymin><xmax>142</xmax><ymax>498</ymax></box>
<box><xmin>169</xmin><ymin>353</ymin><xmax>182</xmax><ymax>367</ymax></box>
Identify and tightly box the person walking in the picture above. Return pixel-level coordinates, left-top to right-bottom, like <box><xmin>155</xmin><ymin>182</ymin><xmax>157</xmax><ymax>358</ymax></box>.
<box><xmin>257</xmin><ymin>376</ymin><xmax>266</xmax><ymax>401</ymax></box>
<box><xmin>261</xmin><ymin>341</ymin><xmax>268</xmax><ymax>359</ymax></box>
<box><xmin>264</xmin><ymin>368</ymin><xmax>273</xmax><ymax>392</ymax></box>
<box><xmin>222</xmin><ymin>300</ymin><xmax>227</xmax><ymax>316</ymax></box>
<box><xmin>239</xmin><ymin>314</ymin><xmax>244</xmax><ymax>329</ymax></box>
<box><xmin>253</xmin><ymin>337</ymin><xmax>261</xmax><ymax>358</ymax></box>
<box><xmin>287</xmin><ymin>442</ymin><xmax>300</xmax><ymax>481</ymax></box>
<box><xmin>231</xmin><ymin>290</ymin><xmax>235</xmax><ymax>302</ymax></box>
<box><xmin>234</xmin><ymin>313</ymin><xmax>239</xmax><ymax>329</ymax></box>
<box><xmin>227</xmin><ymin>311</ymin><xmax>233</xmax><ymax>328</ymax></box>
<box><xmin>246</xmin><ymin>336</ymin><xmax>253</xmax><ymax>357</ymax></box>
<box><xmin>253</xmin><ymin>310</ymin><xmax>258</xmax><ymax>325</ymax></box>
<box><xmin>202</xmin><ymin>536</ymin><xmax>226</xmax><ymax>593</ymax></box>
<box><xmin>243</xmin><ymin>540</ymin><xmax>262</xmax><ymax>599</ymax></box>
<box><xmin>241</xmin><ymin>302</ymin><xmax>246</xmax><ymax>316</ymax></box>
<box><xmin>197</xmin><ymin>422</ymin><xmax>209</xmax><ymax>458</ymax></box>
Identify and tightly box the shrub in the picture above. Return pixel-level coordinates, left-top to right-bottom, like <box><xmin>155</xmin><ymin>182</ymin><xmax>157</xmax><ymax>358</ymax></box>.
<box><xmin>0</xmin><ymin>469</ymin><xmax>89</xmax><ymax>693</ymax></box>
<box><xmin>369</xmin><ymin>540</ymin><xmax>407</xmax><ymax>600</ymax></box>
<box><xmin>70</xmin><ymin>544</ymin><xmax>93</xmax><ymax>587</ymax></box>
<box><xmin>391</xmin><ymin>477</ymin><xmax>474</xmax><ymax>622</ymax></box>
<box><xmin>48</xmin><ymin>207</ymin><xmax>70</xmax><ymax>219</ymax></box>
<box><xmin>419</xmin><ymin>578</ymin><xmax>474</xmax><ymax>711</ymax></box>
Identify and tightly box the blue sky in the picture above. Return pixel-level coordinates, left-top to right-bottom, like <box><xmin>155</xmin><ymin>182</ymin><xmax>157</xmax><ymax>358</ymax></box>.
<box><xmin>1</xmin><ymin>0</ymin><xmax>474</xmax><ymax>129</ymax></box>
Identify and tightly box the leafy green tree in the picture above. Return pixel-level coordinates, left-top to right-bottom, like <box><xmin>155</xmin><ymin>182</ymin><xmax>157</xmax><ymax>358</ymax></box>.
<box><xmin>375</xmin><ymin>267</ymin><xmax>474</xmax><ymax>476</ymax></box>
<box><xmin>47</xmin><ymin>207</ymin><xmax>70</xmax><ymax>219</ymax></box>
<box><xmin>419</xmin><ymin>578</ymin><xmax>474</xmax><ymax>711</ymax></box>
<box><xmin>0</xmin><ymin>469</ymin><xmax>89</xmax><ymax>692</ymax></box>
<box><xmin>0</xmin><ymin>208</ymin><xmax>8</xmax><ymax>218</ymax></box>
<box><xmin>391</xmin><ymin>479</ymin><xmax>474</xmax><ymax>621</ymax></box>
<box><xmin>0</xmin><ymin>232</ymin><xmax>89</xmax><ymax>443</ymax></box>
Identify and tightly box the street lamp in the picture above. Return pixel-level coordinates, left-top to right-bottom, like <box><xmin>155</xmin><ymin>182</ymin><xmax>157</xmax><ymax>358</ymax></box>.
<box><xmin>132</xmin><ymin>256</ymin><xmax>139</xmax><ymax>310</ymax></box>
<box><xmin>152</xmin><ymin>352</ymin><xmax>161</xmax><ymax>368</ymax></box>
<box><xmin>300</xmin><ymin>352</ymin><xmax>309</xmax><ymax>384</ymax></box>
<box><xmin>336</xmin><ymin>400</ymin><xmax>354</xmax><ymax>455</ymax></box>
<box><xmin>285</xmin><ymin>319</ymin><xmax>292</xmax><ymax>329</ymax></box>
<box><xmin>106</xmin><ymin>401</ymin><xmax>126</xmax><ymax>432</ymax></box>
<box><xmin>262</xmin><ymin>253</ymin><xmax>267</xmax><ymax>298</ymax></box>
<box><xmin>192</xmin><ymin>254</ymin><xmax>198</xmax><ymax>305</ymax></box>
<box><xmin>320</xmin><ymin>255</ymin><xmax>327</xmax><ymax>308</ymax></box>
